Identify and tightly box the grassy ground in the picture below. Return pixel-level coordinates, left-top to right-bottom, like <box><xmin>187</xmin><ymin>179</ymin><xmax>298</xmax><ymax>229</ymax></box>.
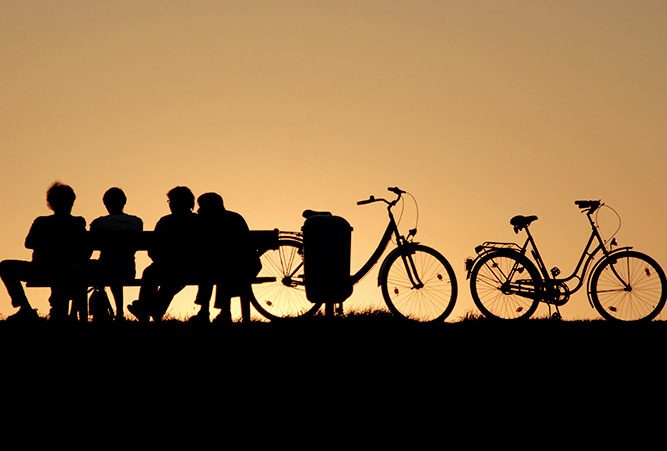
<box><xmin>3</xmin><ymin>309</ymin><xmax>665</xmax><ymax>366</ymax></box>
<box><xmin>2</xmin><ymin>310</ymin><xmax>662</xmax><ymax>440</ymax></box>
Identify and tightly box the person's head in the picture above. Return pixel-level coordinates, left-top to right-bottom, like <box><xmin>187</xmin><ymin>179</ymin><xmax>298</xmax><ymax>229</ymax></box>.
<box><xmin>102</xmin><ymin>187</ymin><xmax>127</xmax><ymax>214</ymax></box>
<box><xmin>197</xmin><ymin>192</ymin><xmax>225</xmax><ymax>216</ymax></box>
<box><xmin>46</xmin><ymin>181</ymin><xmax>76</xmax><ymax>214</ymax></box>
<box><xmin>166</xmin><ymin>186</ymin><xmax>195</xmax><ymax>214</ymax></box>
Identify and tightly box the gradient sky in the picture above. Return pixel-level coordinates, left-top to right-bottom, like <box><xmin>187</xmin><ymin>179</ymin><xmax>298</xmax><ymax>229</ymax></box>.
<box><xmin>2</xmin><ymin>0</ymin><xmax>666</xmax><ymax>321</ymax></box>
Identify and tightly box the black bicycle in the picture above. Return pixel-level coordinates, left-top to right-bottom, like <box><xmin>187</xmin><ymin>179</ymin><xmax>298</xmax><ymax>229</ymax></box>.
<box><xmin>251</xmin><ymin>187</ymin><xmax>458</xmax><ymax>322</ymax></box>
<box><xmin>465</xmin><ymin>200</ymin><xmax>666</xmax><ymax>322</ymax></box>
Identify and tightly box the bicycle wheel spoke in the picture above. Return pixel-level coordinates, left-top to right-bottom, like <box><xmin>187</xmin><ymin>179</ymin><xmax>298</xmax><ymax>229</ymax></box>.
<box><xmin>469</xmin><ymin>250</ymin><xmax>541</xmax><ymax>320</ymax></box>
<box><xmin>252</xmin><ymin>239</ymin><xmax>320</xmax><ymax>320</ymax></box>
<box><xmin>591</xmin><ymin>251</ymin><xmax>666</xmax><ymax>322</ymax></box>
<box><xmin>380</xmin><ymin>245</ymin><xmax>457</xmax><ymax>322</ymax></box>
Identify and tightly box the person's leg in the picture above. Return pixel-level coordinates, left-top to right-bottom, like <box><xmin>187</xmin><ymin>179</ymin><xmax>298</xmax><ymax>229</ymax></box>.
<box><xmin>128</xmin><ymin>263</ymin><xmax>159</xmax><ymax>322</ymax></box>
<box><xmin>0</xmin><ymin>260</ymin><xmax>34</xmax><ymax>309</ymax></box>
<box><xmin>110</xmin><ymin>283</ymin><xmax>124</xmax><ymax>319</ymax></box>
<box><xmin>239</xmin><ymin>284</ymin><xmax>254</xmax><ymax>323</ymax></box>
<box><xmin>213</xmin><ymin>285</ymin><xmax>232</xmax><ymax>324</ymax></box>
<box><xmin>49</xmin><ymin>284</ymin><xmax>70</xmax><ymax>321</ymax></box>
<box><xmin>137</xmin><ymin>264</ymin><xmax>159</xmax><ymax>305</ymax></box>
<box><xmin>190</xmin><ymin>283</ymin><xmax>212</xmax><ymax>322</ymax></box>
<box><xmin>71</xmin><ymin>285</ymin><xmax>88</xmax><ymax>323</ymax></box>
<box><xmin>152</xmin><ymin>282</ymin><xmax>185</xmax><ymax>321</ymax></box>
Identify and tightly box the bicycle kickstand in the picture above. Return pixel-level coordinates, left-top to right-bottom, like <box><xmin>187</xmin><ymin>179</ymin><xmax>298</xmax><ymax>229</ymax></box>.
<box><xmin>547</xmin><ymin>304</ymin><xmax>562</xmax><ymax>321</ymax></box>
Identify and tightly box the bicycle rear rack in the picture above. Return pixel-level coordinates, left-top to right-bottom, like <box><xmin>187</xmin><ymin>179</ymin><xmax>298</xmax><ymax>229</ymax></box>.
<box><xmin>474</xmin><ymin>241</ymin><xmax>522</xmax><ymax>254</ymax></box>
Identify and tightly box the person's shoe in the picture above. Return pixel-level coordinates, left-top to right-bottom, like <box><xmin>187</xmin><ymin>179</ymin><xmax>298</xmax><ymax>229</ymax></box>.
<box><xmin>7</xmin><ymin>307</ymin><xmax>39</xmax><ymax>321</ymax></box>
<box><xmin>212</xmin><ymin>313</ymin><xmax>232</xmax><ymax>325</ymax></box>
<box><xmin>127</xmin><ymin>301</ymin><xmax>150</xmax><ymax>323</ymax></box>
<box><xmin>188</xmin><ymin>310</ymin><xmax>210</xmax><ymax>324</ymax></box>
<box><xmin>150</xmin><ymin>311</ymin><xmax>164</xmax><ymax>322</ymax></box>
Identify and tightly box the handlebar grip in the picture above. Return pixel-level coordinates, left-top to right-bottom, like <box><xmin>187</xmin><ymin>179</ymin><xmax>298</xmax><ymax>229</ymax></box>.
<box><xmin>387</xmin><ymin>187</ymin><xmax>405</xmax><ymax>195</ymax></box>
<box><xmin>357</xmin><ymin>195</ymin><xmax>375</xmax><ymax>205</ymax></box>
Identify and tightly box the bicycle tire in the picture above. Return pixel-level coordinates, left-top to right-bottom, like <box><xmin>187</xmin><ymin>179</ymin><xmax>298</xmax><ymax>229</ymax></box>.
<box><xmin>379</xmin><ymin>244</ymin><xmax>457</xmax><ymax>322</ymax></box>
<box><xmin>589</xmin><ymin>250</ymin><xmax>667</xmax><ymax>322</ymax></box>
<box><xmin>469</xmin><ymin>248</ymin><xmax>541</xmax><ymax>320</ymax></box>
<box><xmin>251</xmin><ymin>239</ymin><xmax>322</xmax><ymax>320</ymax></box>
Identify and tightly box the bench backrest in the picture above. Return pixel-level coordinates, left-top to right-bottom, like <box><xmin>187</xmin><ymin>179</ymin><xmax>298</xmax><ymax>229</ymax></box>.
<box><xmin>88</xmin><ymin>229</ymin><xmax>279</xmax><ymax>253</ymax></box>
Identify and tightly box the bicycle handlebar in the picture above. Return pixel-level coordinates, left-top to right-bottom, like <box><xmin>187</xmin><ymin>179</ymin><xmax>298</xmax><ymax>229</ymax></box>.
<box><xmin>357</xmin><ymin>196</ymin><xmax>376</xmax><ymax>205</ymax></box>
<box><xmin>357</xmin><ymin>187</ymin><xmax>405</xmax><ymax>206</ymax></box>
<box><xmin>575</xmin><ymin>200</ymin><xmax>602</xmax><ymax>213</ymax></box>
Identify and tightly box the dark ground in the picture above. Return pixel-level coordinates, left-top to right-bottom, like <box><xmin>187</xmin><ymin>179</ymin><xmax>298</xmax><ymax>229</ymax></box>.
<box><xmin>3</xmin><ymin>312</ymin><xmax>665</xmax><ymax>376</ymax></box>
<box><xmin>2</xmin><ymin>313</ymin><xmax>664</xmax><ymax>443</ymax></box>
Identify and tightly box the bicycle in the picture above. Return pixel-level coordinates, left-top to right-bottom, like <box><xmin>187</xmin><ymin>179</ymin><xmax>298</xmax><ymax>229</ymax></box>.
<box><xmin>251</xmin><ymin>187</ymin><xmax>458</xmax><ymax>322</ymax></box>
<box><xmin>465</xmin><ymin>200</ymin><xmax>667</xmax><ymax>321</ymax></box>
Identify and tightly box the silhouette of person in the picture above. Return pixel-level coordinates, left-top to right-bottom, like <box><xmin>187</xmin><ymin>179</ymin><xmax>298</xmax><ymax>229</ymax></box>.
<box><xmin>189</xmin><ymin>192</ymin><xmax>261</xmax><ymax>324</ymax></box>
<box><xmin>88</xmin><ymin>187</ymin><xmax>143</xmax><ymax>320</ymax></box>
<box><xmin>0</xmin><ymin>181</ymin><xmax>91</xmax><ymax>321</ymax></box>
<box><xmin>127</xmin><ymin>186</ymin><xmax>201</xmax><ymax>322</ymax></box>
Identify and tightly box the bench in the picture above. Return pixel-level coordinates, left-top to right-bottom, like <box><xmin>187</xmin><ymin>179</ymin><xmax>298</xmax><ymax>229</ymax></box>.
<box><xmin>26</xmin><ymin>229</ymin><xmax>280</xmax><ymax>288</ymax></box>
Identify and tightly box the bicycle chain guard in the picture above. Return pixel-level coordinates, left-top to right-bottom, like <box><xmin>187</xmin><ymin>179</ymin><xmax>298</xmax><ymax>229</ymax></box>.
<box><xmin>544</xmin><ymin>281</ymin><xmax>570</xmax><ymax>306</ymax></box>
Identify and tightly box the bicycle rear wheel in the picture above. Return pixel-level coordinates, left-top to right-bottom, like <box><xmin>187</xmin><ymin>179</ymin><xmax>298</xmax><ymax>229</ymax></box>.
<box><xmin>251</xmin><ymin>239</ymin><xmax>322</xmax><ymax>320</ymax></box>
<box><xmin>379</xmin><ymin>244</ymin><xmax>457</xmax><ymax>322</ymax></box>
<box><xmin>589</xmin><ymin>250</ymin><xmax>667</xmax><ymax>322</ymax></box>
<box><xmin>469</xmin><ymin>249</ymin><xmax>541</xmax><ymax>320</ymax></box>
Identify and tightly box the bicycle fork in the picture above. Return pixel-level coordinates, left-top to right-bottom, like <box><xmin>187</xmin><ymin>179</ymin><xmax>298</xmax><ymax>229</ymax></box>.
<box><xmin>398</xmin><ymin>247</ymin><xmax>425</xmax><ymax>290</ymax></box>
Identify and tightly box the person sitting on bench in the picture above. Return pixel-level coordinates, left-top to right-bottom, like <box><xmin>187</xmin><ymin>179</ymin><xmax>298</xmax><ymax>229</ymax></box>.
<box><xmin>0</xmin><ymin>181</ymin><xmax>90</xmax><ymax>321</ymax></box>
<box><xmin>189</xmin><ymin>192</ymin><xmax>261</xmax><ymax>324</ymax></box>
<box><xmin>88</xmin><ymin>187</ymin><xmax>143</xmax><ymax>321</ymax></box>
<box><xmin>127</xmin><ymin>186</ymin><xmax>201</xmax><ymax>322</ymax></box>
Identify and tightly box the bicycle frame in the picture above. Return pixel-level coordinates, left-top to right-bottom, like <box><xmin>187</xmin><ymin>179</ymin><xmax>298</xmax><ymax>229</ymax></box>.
<box><xmin>472</xmin><ymin>204</ymin><xmax>632</xmax><ymax>307</ymax></box>
<box><xmin>277</xmin><ymin>190</ymin><xmax>418</xmax><ymax>291</ymax></box>
<box><xmin>350</xmin><ymin>206</ymin><xmax>425</xmax><ymax>289</ymax></box>
<box><xmin>352</xmin><ymin>188</ymin><xmax>429</xmax><ymax>291</ymax></box>
<box><xmin>533</xmin><ymin>210</ymin><xmax>632</xmax><ymax>300</ymax></box>
<box><xmin>276</xmin><ymin>221</ymin><xmax>399</xmax><ymax>290</ymax></box>
<box><xmin>349</xmin><ymin>221</ymin><xmax>394</xmax><ymax>286</ymax></box>
<box><xmin>293</xmin><ymin>189</ymin><xmax>425</xmax><ymax>290</ymax></box>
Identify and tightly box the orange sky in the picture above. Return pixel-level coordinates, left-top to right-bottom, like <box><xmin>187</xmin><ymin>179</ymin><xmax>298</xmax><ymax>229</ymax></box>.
<box><xmin>2</xmin><ymin>0</ymin><xmax>666</xmax><ymax>321</ymax></box>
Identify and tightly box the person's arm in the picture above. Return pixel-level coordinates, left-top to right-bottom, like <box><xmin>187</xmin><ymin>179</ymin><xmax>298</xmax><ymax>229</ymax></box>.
<box><xmin>24</xmin><ymin>217</ymin><xmax>43</xmax><ymax>250</ymax></box>
<box><xmin>78</xmin><ymin>217</ymin><xmax>93</xmax><ymax>261</ymax></box>
<box><xmin>89</xmin><ymin>217</ymin><xmax>100</xmax><ymax>232</ymax></box>
<box><xmin>147</xmin><ymin>218</ymin><xmax>164</xmax><ymax>261</ymax></box>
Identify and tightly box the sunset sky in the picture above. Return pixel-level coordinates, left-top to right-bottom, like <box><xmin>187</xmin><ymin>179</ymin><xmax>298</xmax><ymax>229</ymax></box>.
<box><xmin>2</xmin><ymin>0</ymin><xmax>665</xmax><ymax>321</ymax></box>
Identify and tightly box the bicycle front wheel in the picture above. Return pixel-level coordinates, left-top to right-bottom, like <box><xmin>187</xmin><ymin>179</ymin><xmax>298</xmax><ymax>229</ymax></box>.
<box><xmin>251</xmin><ymin>239</ymin><xmax>322</xmax><ymax>320</ymax></box>
<box><xmin>469</xmin><ymin>249</ymin><xmax>541</xmax><ymax>320</ymax></box>
<box><xmin>590</xmin><ymin>250</ymin><xmax>667</xmax><ymax>322</ymax></box>
<box><xmin>379</xmin><ymin>244</ymin><xmax>457</xmax><ymax>322</ymax></box>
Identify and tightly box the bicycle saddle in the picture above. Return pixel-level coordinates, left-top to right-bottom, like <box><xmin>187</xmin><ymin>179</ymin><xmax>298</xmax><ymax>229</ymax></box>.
<box><xmin>302</xmin><ymin>209</ymin><xmax>332</xmax><ymax>219</ymax></box>
<box><xmin>510</xmin><ymin>215</ymin><xmax>538</xmax><ymax>233</ymax></box>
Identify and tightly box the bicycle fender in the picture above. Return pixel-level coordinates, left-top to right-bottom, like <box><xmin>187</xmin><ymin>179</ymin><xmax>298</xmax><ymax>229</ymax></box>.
<box><xmin>376</xmin><ymin>244</ymin><xmax>419</xmax><ymax>286</ymax></box>
<box><xmin>585</xmin><ymin>246</ymin><xmax>633</xmax><ymax>307</ymax></box>
<box><xmin>465</xmin><ymin>245</ymin><xmax>523</xmax><ymax>280</ymax></box>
